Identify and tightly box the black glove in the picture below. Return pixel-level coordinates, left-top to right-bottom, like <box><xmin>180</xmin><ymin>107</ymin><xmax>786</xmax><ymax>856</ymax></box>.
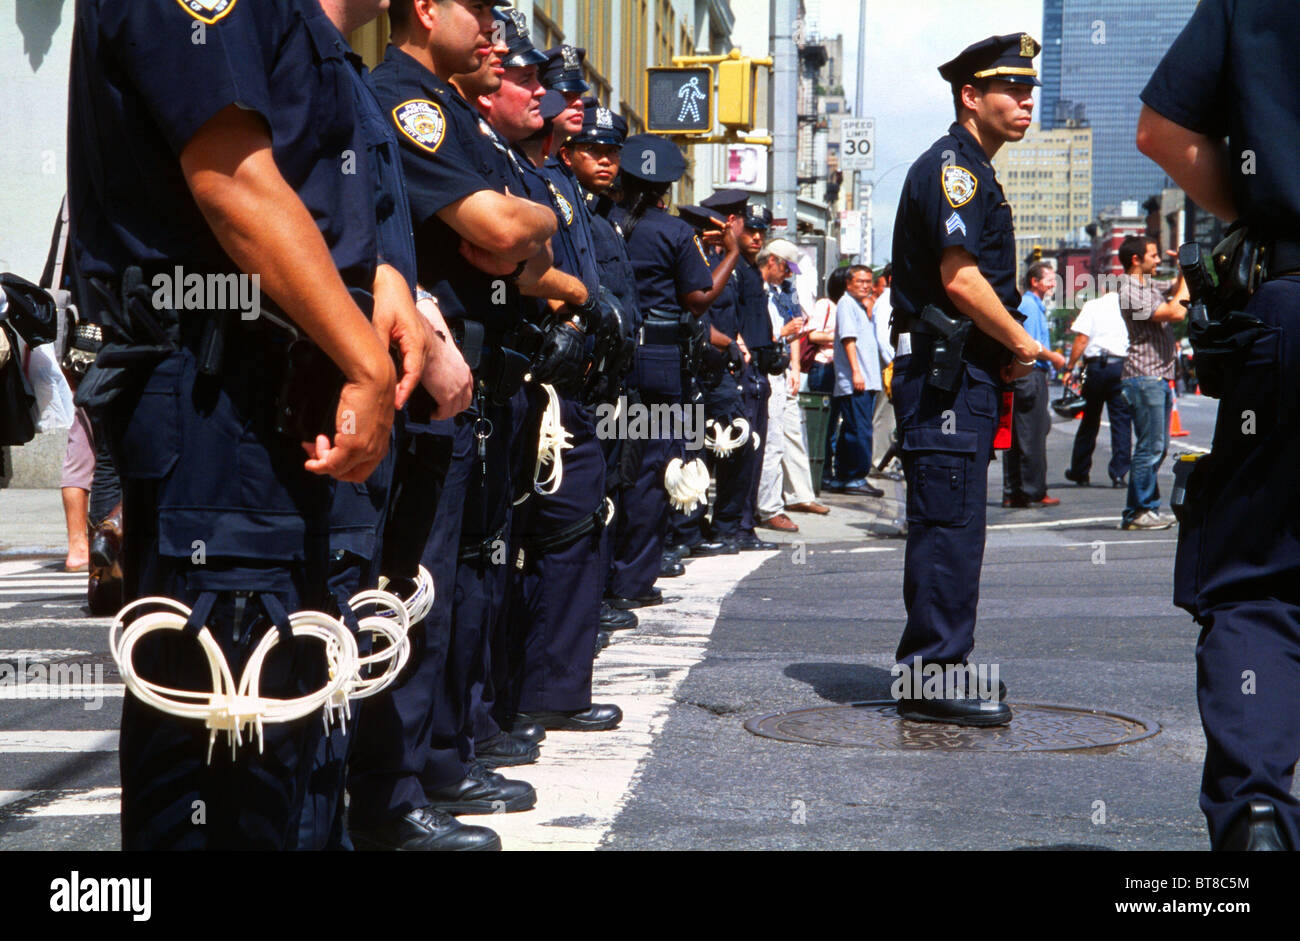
<box><xmin>583</xmin><ymin>287</ymin><xmax>635</xmax><ymax>404</ymax></box>
<box><xmin>725</xmin><ymin>340</ymin><xmax>744</xmax><ymax>374</ymax></box>
<box><xmin>531</xmin><ymin>320</ymin><xmax>588</xmax><ymax>392</ymax></box>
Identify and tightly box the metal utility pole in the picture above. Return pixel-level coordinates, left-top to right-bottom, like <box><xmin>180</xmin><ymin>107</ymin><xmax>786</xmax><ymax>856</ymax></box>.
<box><xmin>770</xmin><ymin>0</ymin><xmax>798</xmax><ymax>237</ymax></box>
<box><xmin>854</xmin><ymin>0</ymin><xmax>866</xmax><ymax>243</ymax></box>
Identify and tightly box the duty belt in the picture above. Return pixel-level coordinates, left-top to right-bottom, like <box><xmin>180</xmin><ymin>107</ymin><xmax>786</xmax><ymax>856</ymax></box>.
<box><xmin>515</xmin><ymin>503</ymin><xmax>606</xmax><ymax>569</ymax></box>
<box><xmin>639</xmin><ymin>320</ymin><xmax>681</xmax><ymax>347</ymax></box>
<box><xmin>899</xmin><ymin>312</ymin><xmax>1007</xmax><ymax>373</ymax></box>
<box><xmin>1084</xmin><ymin>352</ymin><xmax>1124</xmax><ymax>368</ymax></box>
<box><xmin>458</xmin><ymin>522</ymin><xmax>508</xmax><ymax>565</ymax></box>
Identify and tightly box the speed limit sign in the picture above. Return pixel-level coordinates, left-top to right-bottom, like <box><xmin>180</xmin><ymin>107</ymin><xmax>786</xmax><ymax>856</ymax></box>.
<box><xmin>840</xmin><ymin>117</ymin><xmax>875</xmax><ymax>172</ymax></box>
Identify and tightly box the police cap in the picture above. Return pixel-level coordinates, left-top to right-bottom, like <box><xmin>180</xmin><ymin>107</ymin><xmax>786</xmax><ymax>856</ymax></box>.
<box><xmin>620</xmin><ymin>134</ymin><xmax>687</xmax><ymax>184</ymax></box>
<box><xmin>541</xmin><ymin>45</ymin><xmax>590</xmax><ymax>93</ymax></box>
<box><xmin>938</xmin><ymin>32</ymin><xmax>1041</xmax><ymax>88</ymax></box>
<box><xmin>569</xmin><ymin>98</ymin><xmax>628</xmax><ymax>147</ymax></box>
<box><xmin>743</xmin><ymin>204</ymin><xmax>772</xmax><ymax>232</ymax></box>
<box><xmin>701</xmin><ymin>189</ymin><xmax>749</xmax><ymax>217</ymax></box>
<box><xmin>677</xmin><ymin>204</ymin><xmax>725</xmax><ymax>232</ymax></box>
<box><xmin>494</xmin><ymin>9</ymin><xmax>548</xmax><ymax>69</ymax></box>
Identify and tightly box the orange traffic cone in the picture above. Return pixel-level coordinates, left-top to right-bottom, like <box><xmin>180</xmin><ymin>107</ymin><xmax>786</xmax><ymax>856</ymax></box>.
<box><xmin>1169</xmin><ymin>380</ymin><xmax>1189</xmax><ymax>437</ymax></box>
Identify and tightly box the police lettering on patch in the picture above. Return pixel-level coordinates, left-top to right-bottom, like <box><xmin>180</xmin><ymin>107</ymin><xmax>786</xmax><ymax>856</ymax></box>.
<box><xmin>393</xmin><ymin>99</ymin><xmax>446</xmax><ymax>154</ymax></box>
<box><xmin>176</xmin><ymin>0</ymin><xmax>237</xmax><ymax>23</ymax></box>
<box><xmin>941</xmin><ymin>166</ymin><xmax>978</xmax><ymax>208</ymax></box>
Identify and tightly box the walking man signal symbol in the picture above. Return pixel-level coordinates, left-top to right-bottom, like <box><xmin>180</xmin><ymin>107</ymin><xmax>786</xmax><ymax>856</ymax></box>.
<box><xmin>677</xmin><ymin>76</ymin><xmax>706</xmax><ymax>123</ymax></box>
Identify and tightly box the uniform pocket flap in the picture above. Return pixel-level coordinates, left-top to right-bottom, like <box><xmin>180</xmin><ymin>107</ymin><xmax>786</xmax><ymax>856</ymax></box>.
<box><xmin>901</xmin><ymin>427</ymin><xmax>978</xmax><ymax>455</ymax></box>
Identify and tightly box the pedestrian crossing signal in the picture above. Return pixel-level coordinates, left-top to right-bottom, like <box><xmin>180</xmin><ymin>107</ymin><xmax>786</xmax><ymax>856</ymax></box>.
<box><xmin>646</xmin><ymin>67</ymin><xmax>713</xmax><ymax>134</ymax></box>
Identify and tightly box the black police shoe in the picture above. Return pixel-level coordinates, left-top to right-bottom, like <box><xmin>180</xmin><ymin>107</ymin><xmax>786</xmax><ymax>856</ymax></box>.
<box><xmin>1220</xmin><ymin>801</ymin><xmax>1290</xmax><ymax>850</ymax></box>
<box><xmin>516</xmin><ymin>703</ymin><xmax>623</xmax><ymax>731</ymax></box>
<box><xmin>426</xmin><ymin>762</ymin><xmax>537</xmax><ymax>815</ymax></box>
<box><xmin>594</xmin><ymin>629</ymin><xmax>611</xmax><ymax>658</ymax></box>
<box><xmin>686</xmin><ymin>539</ymin><xmax>737</xmax><ymax>557</ymax></box>
<box><xmin>506</xmin><ymin>721</ymin><xmax>547</xmax><ymax>745</ymax></box>
<box><xmin>660</xmin><ymin>554</ymin><xmax>686</xmax><ymax>577</ymax></box>
<box><xmin>606</xmin><ymin>588</ymin><xmax>663</xmax><ymax>609</ymax></box>
<box><xmin>1063</xmin><ymin>468</ymin><xmax>1090</xmax><ymax>486</ymax></box>
<box><xmin>662</xmin><ymin>544</ymin><xmax>688</xmax><ymax>564</ymax></box>
<box><xmin>735</xmin><ymin>531</ymin><xmax>779</xmax><ymax>551</ymax></box>
<box><xmin>600</xmin><ymin>603</ymin><xmax>638</xmax><ymax>631</ymax></box>
<box><xmin>475</xmin><ymin>730</ymin><xmax>540</xmax><ymax>769</ymax></box>
<box><xmin>350</xmin><ymin>807</ymin><xmax>502</xmax><ymax>851</ymax></box>
<box><xmin>897</xmin><ymin>696</ymin><xmax>1013</xmax><ymax>727</ymax></box>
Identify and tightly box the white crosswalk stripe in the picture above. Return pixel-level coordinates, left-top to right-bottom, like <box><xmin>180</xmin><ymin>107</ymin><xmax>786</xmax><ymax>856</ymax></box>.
<box><xmin>0</xmin><ymin>561</ymin><xmax>87</xmax><ymax>607</ymax></box>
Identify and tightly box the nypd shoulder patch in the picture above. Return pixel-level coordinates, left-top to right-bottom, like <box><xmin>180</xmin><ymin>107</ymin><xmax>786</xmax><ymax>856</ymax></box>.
<box><xmin>393</xmin><ymin>99</ymin><xmax>447</xmax><ymax>154</ymax></box>
<box><xmin>694</xmin><ymin>235</ymin><xmax>710</xmax><ymax>264</ymax></box>
<box><xmin>176</xmin><ymin>0</ymin><xmax>238</xmax><ymax>24</ymax></box>
<box><xmin>556</xmin><ymin>193</ymin><xmax>574</xmax><ymax>226</ymax></box>
<box><xmin>941</xmin><ymin>165</ymin><xmax>978</xmax><ymax>208</ymax></box>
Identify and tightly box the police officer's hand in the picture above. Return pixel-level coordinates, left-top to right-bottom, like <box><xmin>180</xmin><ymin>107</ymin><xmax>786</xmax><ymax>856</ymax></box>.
<box><xmin>723</xmin><ymin>214</ymin><xmax>744</xmax><ymax>253</ymax></box>
<box><xmin>416</xmin><ymin>295</ymin><xmax>474</xmax><ymax>420</ymax></box>
<box><xmin>372</xmin><ymin>263</ymin><xmax>428</xmax><ymax>410</ymax></box>
<box><xmin>303</xmin><ymin>340</ymin><xmax>395</xmax><ymax>483</ymax></box>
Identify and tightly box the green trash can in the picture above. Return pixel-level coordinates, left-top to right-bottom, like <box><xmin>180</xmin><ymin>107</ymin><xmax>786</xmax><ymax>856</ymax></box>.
<box><xmin>799</xmin><ymin>391</ymin><xmax>832</xmax><ymax>495</ymax></box>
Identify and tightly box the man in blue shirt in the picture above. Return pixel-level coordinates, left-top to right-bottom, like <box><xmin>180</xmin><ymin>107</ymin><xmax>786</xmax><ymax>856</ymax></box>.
<box><xmin>1003</xmin><ymin>262</ymin><xmax>1067</xmax><ymax>507</ymax></box>
<box><xmin>828</xmin><ymin>265</ymin><xmax>884</xmax><ymax>495</ymax></box>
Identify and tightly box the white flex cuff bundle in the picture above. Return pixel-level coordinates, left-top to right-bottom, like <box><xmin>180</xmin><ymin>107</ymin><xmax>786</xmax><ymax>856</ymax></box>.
<box><xmin>704</xmin><ymin>417</ymin><xmax>750</xmax><ymax>457</ymax></box>
<box><xmin>664</xmin><ymin>457</ymin><xmax>711</xmax><ymax>514</ymax></box>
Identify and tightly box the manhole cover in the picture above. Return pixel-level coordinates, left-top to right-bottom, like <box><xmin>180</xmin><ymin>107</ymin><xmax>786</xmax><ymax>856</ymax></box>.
<box><xmin>744</xmin><ymin>702</ymin><xmax>1159</xmax><ymax>752</ymax></box>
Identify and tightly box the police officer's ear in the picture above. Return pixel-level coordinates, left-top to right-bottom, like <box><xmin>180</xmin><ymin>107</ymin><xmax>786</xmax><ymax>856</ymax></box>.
<box><xmin>558</xmin><ymin>144</ymin><xmax>575</xmax><ymax>170</ymax></box>
<box><xmin>954</xmin><ymin>80</ymin><xmax>990</xmax><ymax>120</ymax></box>
<box><xmin>410</xmin><ymin>0</ymin><xmax>440</xmax><ymax>34</ymax></box>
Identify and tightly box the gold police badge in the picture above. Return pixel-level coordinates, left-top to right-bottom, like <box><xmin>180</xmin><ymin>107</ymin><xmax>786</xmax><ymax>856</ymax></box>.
<box><xmin>1020</xmin><ymin>33</ymin><xmax>1036</xmax><ymax>58</ymax></box>
<box><xmin>393</xmin><ymin>99</ymin><xmax>447</xmax><ymax>154</ymax></box>
<box><xmin>941</xmin><ymin>165</ymin><xmax>978</xmax><ymax>208</ymax></box>
<box><xmin>176</xmin><ymin>0</ymin><xmax>237</xmax><ymax>24</ymax></box>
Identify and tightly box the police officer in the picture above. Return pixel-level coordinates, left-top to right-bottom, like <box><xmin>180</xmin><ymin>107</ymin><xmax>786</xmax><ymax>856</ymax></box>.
<box><xmin>1142</xmin><ymin>0</ymin><xmax>1300</xmax><ymax>850</ymax></box>
<box><xmin>729</xmin><ymin>203</ymin><xmax>782</xmax><ymax>552</ymax></box>
<box><xmin>666</xmin><ymin>201</ymin><xmax>745</xmax><ymax>557</ymax></box>
<box><xmin>349</xmin><ymin>0</ymin><xmax>557</xmax><ymax>850</ymax></box>
<box><xmin>608</xmin><ymin>136</ymin><xmax>737</xmax><ymax>607</ymax></box>
<box><xmin>472</xmin><ymin>21</ymin><xmax>623</xmax><ymax>733</ymax></box>
<box><xmin>888</xmin><ymin>34</ymin><xmax>1045</xmax><ymax>726</ymax></box>
<box><xmin>68</xmin><ymin>0</ymin><xmax>422</xmax><ymax>850</ymax></box>
<box><xmin>556</xmin><ymin>100</ymin><xmax>644</xmax><ymax>634</ymax></box>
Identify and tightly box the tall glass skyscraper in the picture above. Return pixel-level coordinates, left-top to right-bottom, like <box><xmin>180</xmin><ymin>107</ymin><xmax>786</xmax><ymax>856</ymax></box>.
<box><xmin>1038</xmin><ymin>0</ymin><xmax>1197</xmax><ymax>213</ymax></box>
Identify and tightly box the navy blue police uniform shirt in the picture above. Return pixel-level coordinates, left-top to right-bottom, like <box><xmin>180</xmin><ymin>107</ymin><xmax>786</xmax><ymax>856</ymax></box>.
<box><xmin>515</xmin><ymin>148</ymin><xmax>600</xmax><ymax>296</ymax></box>
<box><xmin>734</xmin><ymin>256</ymin><xmax>773</xmax><ymax>350</ymax></box>
<box><xmin>1141</xmin><ymin>0</ymin><xmax>1300</xmax><ymax>239</ymax></box>
<box><xmin>585</xmin><ymin>191</ymin><xmax>644</xmax><ymax>331</ymax></box>
<box><xmin>890</xmin><ymin>122</ymin><xmax>1021</xmax><ymax>355</ymax></box>
<box><xmin>545</xmin><ymin>157</ymin><xmax>602</xmax><ymax>293</ymax></box>
<box><xmin>707</xmin><ymin>247</ymin><xmax>740</xmax><ymax>339</ymax></box>
<box><xmin>68</xmin><ymin>0</ymin><xmax>379</xmax><ymax>321</ymax></box>
<box><xmin>368</xmin><ymin>46</ymin><xmax>525</xmax><ymax>341</ymax></box>
<box><xmin>618</xmin><ymin>206</ymin><xmax>712</xmax><ymax>315</ymax></box>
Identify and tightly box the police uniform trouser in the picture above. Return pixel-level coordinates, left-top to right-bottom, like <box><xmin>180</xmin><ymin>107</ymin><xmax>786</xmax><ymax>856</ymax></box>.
<box><xmin>711</xmin><ymin>363</ymin><xmax>766</xmax><ymax>539</ymax></box>
<box><xmin>610</xmin><ymin>343</ymin><xmax>680</xmax><ymax>598</ymax></box>
<box><xmin>346</xmin><ymin>421</ymin><xmax>473</xmax><ymax>827</ymax></box>
<box><xmin>298</xmin><ymin>439</ymin><xmax>397</xmax><ymax>849</ymax></box>
<box><xmin>1069</xmin><ymin>356</ymin><xmax>1132</xmax><ymax>483</ymax></box>
<box><xmin>1175</xmin><ymin>274</ymin><xmax>1300</xmax><ymax>849</ymax></box>
<box><xmin>110</xmin><ymin>347</ymin><xmax>333</xmax><ymax>850</ymax></box>
<box><xmin>1002</xmin><ymin>368</ymin><xmax>1050</xmax><ymax>502</ymax></box>
<box><xmin>892</xmin><ymin>342</ymin><xmax>999</xmax><ymax>667</ymax></box>
<box><xmin>510</xmin><ymin>393</ymin><xmax>606</xmax><ymax>713</ymax></box>
<box><xmin>467</xmin><ymin>390</ymin><xmax>526</xmax><ymax>748</ymax></box>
